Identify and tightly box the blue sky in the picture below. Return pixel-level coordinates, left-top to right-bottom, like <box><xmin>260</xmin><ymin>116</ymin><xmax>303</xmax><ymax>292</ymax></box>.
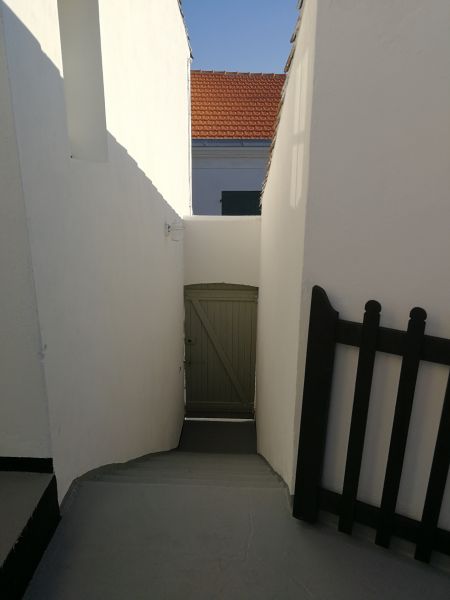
<box><xmin>182</xmin><ymin>0</ymin><xmax>298</xmax><ymax>73</ymax></box>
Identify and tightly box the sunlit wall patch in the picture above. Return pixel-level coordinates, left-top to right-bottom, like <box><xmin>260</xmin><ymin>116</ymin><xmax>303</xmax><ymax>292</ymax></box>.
<box><xmin>57</xmin><ymin>0</ymin><xmax>107</xmax><ymax>161</ymax></box>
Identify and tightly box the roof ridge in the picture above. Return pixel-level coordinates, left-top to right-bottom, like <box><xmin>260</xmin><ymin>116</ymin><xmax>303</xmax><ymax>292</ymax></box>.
<box><xmin>191</xmin><ymin>70</ymin><xmax>285</xmax><ymax>77</ymax></box>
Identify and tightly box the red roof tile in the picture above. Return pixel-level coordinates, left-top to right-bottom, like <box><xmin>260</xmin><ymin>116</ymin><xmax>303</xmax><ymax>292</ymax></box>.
<box><xmin>191</xmin><ymin>71</ymin><xmax>285</xmax><ymax>139</ymax></box>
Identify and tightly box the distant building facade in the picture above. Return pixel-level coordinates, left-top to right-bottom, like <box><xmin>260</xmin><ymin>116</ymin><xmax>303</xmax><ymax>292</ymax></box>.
<box><xmin>191</xmin><ymin>71</ymin><xmax>285</xmax><ymax>215</ymax></box>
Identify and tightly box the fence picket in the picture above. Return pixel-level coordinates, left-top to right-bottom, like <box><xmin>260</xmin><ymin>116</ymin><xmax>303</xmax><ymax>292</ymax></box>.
<box><xmin>339</xmin><ymin>300</ymin><xmax>381</xmax><ymax>534</ymax></box>
<box><xmin>293</xmin><ymin>286</ymin><xmax>339</xmax><ymax>522</ymax></box>
<box><xmin>375</xmin><ymin>307</ymin><xmax>427</xmax><ymax>548</ymax></box>
<box><xmin>415</xmin><ymin>372</ymin><xmax>450</xmax><ymax>562</ymax></box>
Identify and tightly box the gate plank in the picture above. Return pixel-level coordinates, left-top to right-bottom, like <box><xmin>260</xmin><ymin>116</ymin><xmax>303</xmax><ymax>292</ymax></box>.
<box><xmin>191</xmin><ymin>298</ymin><xmax>248</xmax><ymax>406</ymax></box>
<box><xmin>375</xmin><ymin>307</ymin><xmax>427</xmax><ymax>548</ymax></box>
<box><xmin>415</xmin><ymin>372</ymin><xmax>450</xmax><ymax>562</ymax></box>
<box><xmin>293</xmin><ymin>286</ymin><xmax>339</xmax><ymax>522</ymax></box>
<box><xmin>339</xmin><ymin>300</ymin><xmax>381</xmax><ymax>534</ymax></box>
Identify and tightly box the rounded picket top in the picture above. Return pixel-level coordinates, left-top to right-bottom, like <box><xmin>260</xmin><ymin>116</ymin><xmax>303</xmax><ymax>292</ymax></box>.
<box><xmin>410</xmin><ymin>307</ymin><xmax>427</xmax><ymax>322</ymax></box>
<box><xmin>365</xmin><ymin>299</ymin><xmax>382</xmax><ymax>315</ymax></box>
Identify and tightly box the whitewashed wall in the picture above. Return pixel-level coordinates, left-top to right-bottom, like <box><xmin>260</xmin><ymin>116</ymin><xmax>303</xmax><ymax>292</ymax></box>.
<box><xmin>0</xmin><ymin>7</ymin><xmax>51</xmax><ymax>457</ymax></box>
<box><xmin>184</xmin><ymin>216</ymin><xmax>261</xmax><ymax>287</ymax></box>
<box><xmin>192</xmin><ymin>145</ymin><xmax>268</xmax><ymax>215</ymax></box>
<box><xmin>2</xmin><ymin>0</ymin><xmax>191</xmax><ymax>497</ymax></box>
<box><xmin>304</xmin><ymin>0</ymin><xmax>450</xmax><ymax>528</ymax></box>
<box><xmin>256</xmin><ymin>0</ymin><xmax>317</xmax><ymax>495</ymax></box>
<box><xmin>258</xmin><ymin>0</ymin><xmax>450</xmax><ymax>530</ymax></box>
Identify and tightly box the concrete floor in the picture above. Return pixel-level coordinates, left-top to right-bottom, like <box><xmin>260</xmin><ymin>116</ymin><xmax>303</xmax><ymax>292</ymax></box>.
<box><xmin>25</xmin><ymin>422</ymin><xmax>450</xmax><ymax>599</ymax></box>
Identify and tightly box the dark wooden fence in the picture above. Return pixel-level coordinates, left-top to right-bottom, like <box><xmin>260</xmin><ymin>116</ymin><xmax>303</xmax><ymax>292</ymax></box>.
<box><xmin>293</xmin><ymin>286</ymin><xmax>450</xmax><ymax>563</ymax></box>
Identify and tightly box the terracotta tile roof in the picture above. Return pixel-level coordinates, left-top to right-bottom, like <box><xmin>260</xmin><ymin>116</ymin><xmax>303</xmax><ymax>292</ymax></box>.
<box><xmin>191</xmin><ymin>71</ymin><xmax>285</xmax><ymax>139</ymax></box>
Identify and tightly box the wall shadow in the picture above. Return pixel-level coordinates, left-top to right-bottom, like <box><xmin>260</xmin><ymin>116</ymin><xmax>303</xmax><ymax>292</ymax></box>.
<box><xmin>1</xmin><ymin>3</ymin><xmax>187</xmax><ymax>499</ymax></box>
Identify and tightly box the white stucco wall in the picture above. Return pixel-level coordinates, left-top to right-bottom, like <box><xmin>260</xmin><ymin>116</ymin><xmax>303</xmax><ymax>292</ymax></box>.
<box><xmin>57</xmin><ymin>0</ymin><xmax>108</xmax><ymax>161</ymax></box>
<box><xmin>258</xmin><ymin>0</ymin><xmax>450</xmax><ymax>529</ymax></box>
<box><xmin>304</xmin><ymin>0</ymin><xmax>450</xmax><ymax>528</ymax></box>
<box><xmin>192</xmin><ymin>146</ymin><xmax>268</xmax><ymax>215</ymax></box>
<box><xmin>184</xmin><ymin>216</ymin><xmax>261</xmax><ymax>287</ymax></box>
<box><xmin>100</xmin><ymin>0</ymin><xmax>192</xmax><ymax>217</ymax></box>
<box><xmin>0</xmin><ymin>6</ymin><xmax>51</xmax><ymax>457</ymax></box>
<box><xmin>2</xmin><ymin>0</ymin><xmax>191</xmax><ymax>497</ymax></box>
<box><xmin>256</xmin><ymin>0</ymin><xmax>317</xmax><ymax>495</ymax></box>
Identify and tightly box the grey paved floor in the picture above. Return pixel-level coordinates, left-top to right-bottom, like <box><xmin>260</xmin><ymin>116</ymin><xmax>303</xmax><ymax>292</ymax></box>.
<box><xmin>24</xmin><ymin>422</ymin><xmax>450</xmax><ymax>599</ymax></box>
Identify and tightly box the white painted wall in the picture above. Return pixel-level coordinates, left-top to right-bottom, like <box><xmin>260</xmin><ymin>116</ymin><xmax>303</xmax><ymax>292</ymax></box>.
<box><xmin>184</xmin><ymin>216</ymin><xmax>261</xmax><ymax>287</ymax></box>
<box><xmin>258</xmin><ymin>0</ymin><xmax>450</xmax><ymax>530</ymax></box>
<box><xmin>0</xmin><ymin>6</ymin><xmax>51</xmax><ymax>457</ymax></box>
<box><xmin>100</xmin><ymin>0</ymin><xmax>191</xmax><ymax>217</ymax></box>
<box><xmin>2</xmin><ymin>0</ymin><xmax>191</xmax><ymax>497</ymax></box>
<box><xmin>256</xmin><ymin>0</ymin><xmax>317</xmax><ymax>495</ymax></box>
<box><xmin>192</xmin><ymin>146</ymin><xmax>268</xmax><ymax>215</ymax></box>
<box><xmin>57</xmin><ymin>0</ymin><xmax>107</xmax><ymax>161</ymax></box>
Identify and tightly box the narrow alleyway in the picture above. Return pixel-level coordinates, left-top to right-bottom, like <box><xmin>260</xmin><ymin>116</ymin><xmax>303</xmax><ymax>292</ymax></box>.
<box><xmin>25</xmin><ymin>422</ymin><xmax>449</xmax><ymax>599</ymax></box>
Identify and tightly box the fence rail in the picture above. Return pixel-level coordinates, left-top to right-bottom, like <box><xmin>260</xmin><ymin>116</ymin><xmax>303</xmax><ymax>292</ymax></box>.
<box><xmin>293</xmin><ymin>286</ymin><xmax>450</xmax><ymax>563</ymax></box>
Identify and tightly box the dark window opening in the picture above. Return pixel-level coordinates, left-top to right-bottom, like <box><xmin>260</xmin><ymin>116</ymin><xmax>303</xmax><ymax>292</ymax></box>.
<box><xmin>221</xmin><ymin>191</ymin><xmax>261</xmax><ymax>216</ymax></box>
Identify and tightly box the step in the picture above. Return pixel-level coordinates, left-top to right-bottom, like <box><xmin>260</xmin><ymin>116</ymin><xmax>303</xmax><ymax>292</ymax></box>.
<box><xmin>94</xmin><ymin>474</ymin><xmax>285</xmax><ymax>488</ymax></box>
<box><xmin>133</xmin><ymin>450</ymin><xmax>265</xmax><ymax>462</ymax></box>
<box><xmin>130</xmin><ymin>454</ymin><xmax>269</xmax><ymax>465</ymax></box>
<box><xmin>0</xmin><ymin>471</ymin><xmax>59</xmax><ymax>599</ymax></box>
<box><xmin>87</xmin><ymin>470</ymin><xmax>276</xmax><ymax>485</ymax></box>
<box><xmin>93</xmin><ymin>463</ymin><xmax>280</xmax><ymax>477</ymax></box>
<box><xmin>92</xmin><ymin>458</ymin><xmax>277</xmax><ymax>475</ymax></box>
<box><xmin>178</xmin><ymin>421</ymin><xmax>257</xmax><ymax>454</ymax></box>
<box><xmin>102</xmin><ymin>462</ymin><xmax>274</xmax><ymax>476</ymax></box>
<box><xmin>93</xmin><ymin>469</ymin><xmax>281</xmax><ymax>483</ymax></box>
<box><xmin>94</xmin><ymin>453</ymin><xmax>273</xmax><ymax>471</ymax></box>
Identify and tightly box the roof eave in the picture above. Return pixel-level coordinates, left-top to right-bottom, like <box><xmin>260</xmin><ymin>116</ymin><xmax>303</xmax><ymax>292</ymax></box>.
<box><xmin>192</xmin><ymin>139</ymin><xmax>272</xmax><ymax>147</ymax></box>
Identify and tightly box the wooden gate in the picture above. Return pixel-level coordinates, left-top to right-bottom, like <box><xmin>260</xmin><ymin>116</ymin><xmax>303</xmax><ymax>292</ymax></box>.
<box><xmin>184</xmin><ymin>284</ymin><xmax>258</xmax><ymax>418</ymax></box>
<box><xmin>294</xmin><ymin>286</ymin><xmax>450</xmax><ymax>563</ymax></box>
